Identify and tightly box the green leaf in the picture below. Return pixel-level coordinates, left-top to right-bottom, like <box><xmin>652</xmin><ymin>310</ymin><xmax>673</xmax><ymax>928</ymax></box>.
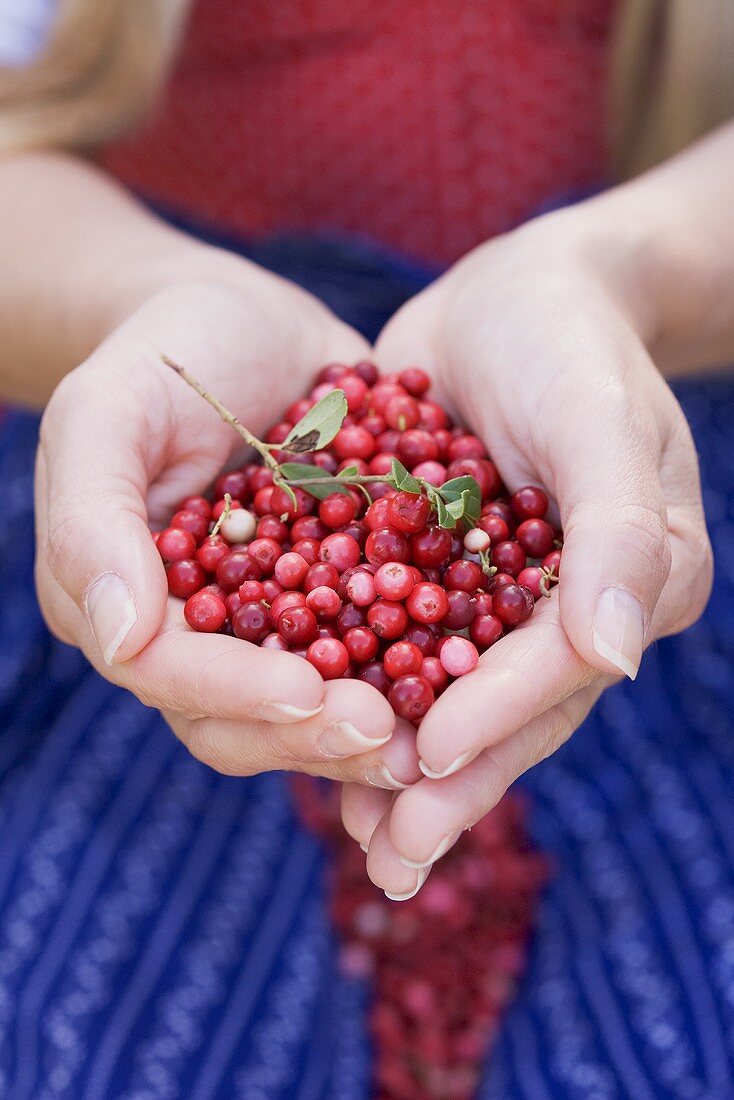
<box><xmin>282</xmin><ymin>389</ymin><xmax>348</xmax><ymax>453</ymax></box>
<box><xmin>439</xmin><ymin>476</ymin><xmax>482</xmax><ymax>518</ymax></box>
<box><xmin>389</xmin><ymin>458</ymin><xmax>421</xmax><ymax>494</ymax></box>
<box><xmin>337</xmin><ymin>464</ymin><xmax>361</xmax><ymax>481</ymax></box>
<box><xmin>434</xmin><ymin>497</ymin><xmax>455</xmax><ymax>528</ymax></box>
<box><xmin>278</xmin><ymin>462</ymin><xmax>352</xmax><ymax>500</ymax></box>
<box><xmin>445</xmin><ymin>499</ymin><xmax>466</xmax><ymax>520</ymax></box>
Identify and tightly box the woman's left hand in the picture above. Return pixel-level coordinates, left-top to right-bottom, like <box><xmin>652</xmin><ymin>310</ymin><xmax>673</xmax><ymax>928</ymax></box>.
<box><xmin>340</xmin><ymin>209</ymin><xmax>713</xmax><ymax>900</ymax></box>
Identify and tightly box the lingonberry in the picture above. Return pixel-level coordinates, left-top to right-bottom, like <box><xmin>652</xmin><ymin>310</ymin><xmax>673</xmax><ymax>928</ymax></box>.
<box><xmin>167</xmin><ymin>559</ymin><xmax>207</xmax><ymax>599</ymax></box>
<box><xmin>346</xmin><ymin>570</ymin><xmax>377</xmax><ymax>607</ymax></box>
<box><xmin>416</xmin><ymin>400</ymin><xmax>448</xmax><ymax>432</ymax></box>
<box><xmin>488</xmin><ymin>571</ymin><xmax>515</xmax><ymax>592</ymax></box>
<box><xmin>184</xmin><ymin>590</ymin><xmax>227</xmax><ymax>633</ymax></box>
<box><xmin>303</xmin><ymin>561</ymin><xmax>340</xmax><ymax>592</ymax></box>
<box><xmin>171</xmin><ymin>509</ymin><xmax>210</xmax><ymax>544</ymax></box>
<box><xmin>490</xmin><ymin>540</ymin><xmax>526</xmax><ymax>577</ymax></box>
<box><xmin>367</xmin><ymin>599</ymin><xmax>410</xmax><ymax>640</ymax></box>
<box><xmin>261</xmin><ymin>632</ymin><xmax>288</xmax><ymax>650</ymax></box>
<box><xmin>157</xmin><ymin>527</ymin><xmax>197</xmax><ymax>563</ymax></box>
<box><xmin>332</xmin><ymin>425</ymin><xmax>376</xmax><ymax>461</ymax></box>
<box><xmin>442</xmin><ymin>589</ymin><xmax>475</xmax><ymax>630</ymax></box>
<box><xmin>336</xmin><ymin>601</ymin><xmax>367</xmax><ymax>633</ymax></box>
<box><xmin>220</xmin><ymin>508</ymin><xmax>257</xmax><ymax>544</ymax></box>
<box><xmin>398</xmin><ymin>429</ymin><xmax>439</xmax><ymax>468</ymax></box>
<box><xmin>316</xmin><ymin>623</ymin><xmax>340</xmax><ymax>640</ymax></box>
<box><xmin>515</xmin><ymin>518</ymin><xmax>555</xmax><ymax>558</ymax></box>
<box><xmin>406</xmin><ymin>582</ymin><xmax>450</xmax><ymax>624</ymax></box>
<box><xmin>439</xmin><ymin>636</ymin><xmax>479</xmax><ymax>677</ymax></box>
<box><xmin>411</xmin><ymin>460</ymin><xmax>447</xmax><ymax>485</ymax></box>
<box><xmin>306</xmin><ymin>637</ymin><xmax>350</xmax><ymax>680</ymax></box>
<box><xmin>214</xmin><ymin>470</ymin><xmax>250</xmax><ymax>501</ymax></box>
<box><xmin>492</xmin><ymin>583</ymin><xmax>535</xmax><ymax>626</ymax></box>
<box><xmin>225</xmin><ymin>591</ymin><xmax>243</xmax><ymax>618</ymax></box>
<box><xmin>463</xmin><ymin>528</ymin><xmax>491</xmax><ymax>554</ymax></box>
<box><xmin>232</xmin><ymin>601</ymin><xmax>272</xmax><ymax>643</ymax></box>
<box><xmin>271</xmin><ymin>485</ymin><xmax>315</xmax><ymax>521</ymax></box>
<box><xmin>398</xmin><ymin>367</ymin><xmax>430</xmax><ymax>397</ymax></box>
<box><xmin>277</xmin><ymin>605</ymin><xmax>319</xmax><ymax>646</ymax></box>
<box><xmin>516</xmin><ymin>566</ymin><xmax>544</xmax><ymax>600</ymax></box>
<box><xmin>265</xmin><ymin>421</ymin><xmax>291</xmax><ymax>445</ymax></box>
<box><xmin>273</xmin><ymin>551</ymin><xmax>310</xmax><ymax>589</ymax></box>
<box><xmin>421</xmin><ymin>655</ymin><xmax>449</xmax><ymax>694</ymax></box>
<box><xmin>196</xmin><ymin>535</ymin><xmax>230</xmax><ymax>573</ymax></box>
<box><xmin>358</xmin><ymin>660</ymin><xmax>391</xmax><ymax>695</ymax></box>
<box><xmin>343</xmin><ymin>626</ymin><xmax>379</xmax><ymax>664</ymax></box>
<box><xmin>541</xmin><ymin>549</ymin><xmax>562</xmax><ymax>575</ymax></box>
<box><xmin>337</xmin><ymin>372</ymin><xmax>369</xmax><ymax>412</ymax></box>
<box><xmin>312</xmin><ymin>450</ymin><xmax>338</xmax><ymax>474</ymax></box>
<box><xmin>319</xmin><ymin>532</ymin><xmax>362</xmax><ymax>572</ymax></box>
<box><xmin>317</xmin><ymin>362</ymin><xmax>348</xmax><ymax>384</ymax></box>
<box><xmin>473</xmin><ymin>591</ymin><xmax>494</xmax><ymax>616</ymax></box>
<box><xmin>403</xmin><ymin>621</ymin><xmax>439</xmax><ymax>656</ymax></box>
<box><xmin>291</xmin><ymin>515</ymin><xmax>329</xmax><ymax>541</ymax></box>
<box><xmin>365</xmin><ymin>527</ymin><xmax>410</xmax><ymax>567</ymax></box>
<box><xmin>365</xmin><ymin>498</ymin><xmax>393</xmax><ymax>531</ymax></box>
<box><xmin>387</xmin><ymin>491</ymin><xmax>431</xmax><ymax>533</ymax></box>
<box><xmin>375</xmin><ymin>428</ymin><xmax>401</xmax><ymax>454</ymax></box>
<box><xmin>216</xmin><ymin>550</ymin><xmax>262</xmax><ymax>591</ymax></box>
<box><xmin>385</xmin><ymin>393</ymin><xmax>420</xmax><ymax>431</ymax></box>
<box><xmin>354</xmin><ymin>359</ymin><xmax>380</xmax><ymax>386</ymax></box>
<box><xmin>368</xmin><ymin>452</ymin><xmax>395</xmax><ymax>477</ymax></box>
<box><xmin>284</xmin><ymin>397</ymin><xmax>313</xmax><ymax>423</ymax></box>
<box><xmin>261</xmin><ymin>577</ymin><xmax>284</xmax><ymax>602</ymax></box>
<box><xmin>252</xmin><ymin>486</ymin><xmax>276</xmax><ymax>516</ymax></box>
<box><xmin>270</xmin><ymin>590</ymin><xmax>307</xmax><ymax>622</ymax></box>
<box><xmin>256</xmin><ymin>515</ymin><xmax>290</xmax><ymax>542</ymax></box>
<box><xmin>446</xmin><ymin>457</ymin><xmax>499</xmax><ymax>499</ymax></box>
<box><xmin>410</xmin><ymin>526</ymin><xmax>452</xmax><ymax>569</ymax></box>
<box><xmin>444</xmin><ymin>559</ymin><xmax>483</xmax><ymax>593</ymax></box>
<box><xmin>470</xmin><ymin>612</ymin><xmax>504</xmax><ymax>649</ymax></box>
<box><xmin>374</xmin><ymin>561</ymin><xmax>415</xmax><ymax>601</ymax></box>
<box><xmin>246</xmin><ymin>536</ymin><xmax>283</xmax><ymax>575</ymax></box>
<box><xmin>319</xmin><ymin>492</ymin><xmax>358</xmax><ymax>529</ymax></box>
<box><xmin>383</xmin><ymin>640</ymin><xmax>423</xmax><ymax>680</ymax></box>
<box><xmin>447</xmin><ymin>434</ymin><xmax>486</xmax><ymax>462</ymax></box>
<box><xmin>341</xmin><ymin>520</ymin><xmax>368</xmax><ymax>548</ymax></box>
<box><xmin>305</xmin><ymin>585</ymin><xmax>342</xmax><ymax>620</ymax></box>
<box><xmin>477</xmin><ymin>514</ymin><xmax>510</xmax><ymax>545</ymax></box>
<box><xmin>388</xmin><ymin>675</ymin><xmax>434</xmax><ymax>722</ymax></box>
<box><xmin>510</xmin><ymin>485</ymin><xmax>548</xmax><ymax>520</ymax></box>
<box><xmin>239</xmin><ymin>579</ymin><xmax>266</xmax><ymax>603</ymax></box>
<box><xmin>288</xmin><ymin>538</ymin><xmax>319</xmax><ymax>566</ymax></box>
<box><xmin>362</xmin><ymin>413</ymin><xmax>387</xmax><ymax>437</ymax></box>
<box><xmin>248</xmin><ymin>467</ymin><xmax>274</xmax><ymax>493</ymax></box>
<box><xmin>369</xmin><ymin>380</ymin><xmax>406</xmax><ymax>415</ymax></box>
<box><xmin>178</xmin><ymin>495</ymin><xmax>212</xmax><ymax>519</ymax></box>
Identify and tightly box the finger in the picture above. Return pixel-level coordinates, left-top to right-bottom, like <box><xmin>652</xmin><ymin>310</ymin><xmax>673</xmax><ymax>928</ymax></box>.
<box><xmin>415</xmin><ymin>593</ymin><xmax>601</xmax><ymax>778</ymax></box>
<box><xmin>341</xmin><ymin>784</ymin><xmax>393</xmax><ymax>849</ymax></box>
<box><xmin>385</xmin><ymin>681</ymin><xmax>606</xmax><ymax>882</ymax></box>
<box><xmin>37</xmin><ymin>367</ymin><xmax>169</xmax><ymax>665</ymax></box>
<box><xmin>166</xmin><ymin>684</ymin><xmax>422</xmax><ymax>785</ymax></box>
<box><xmin>366</xmin><ymin>810</ymin><xmax>432</xmax><ymax>902</ymax></box>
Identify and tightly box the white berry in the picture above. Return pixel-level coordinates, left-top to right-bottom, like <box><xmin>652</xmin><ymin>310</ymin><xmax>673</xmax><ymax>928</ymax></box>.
<box><xmin>221</xmin><ymin>508</ymin><xmax>257</xmax><ymax>543</ymax></box>
<box><xmin>463</xmin><ymin>528</ymin><xmax>490</xmax><ymax>553</ymax></box>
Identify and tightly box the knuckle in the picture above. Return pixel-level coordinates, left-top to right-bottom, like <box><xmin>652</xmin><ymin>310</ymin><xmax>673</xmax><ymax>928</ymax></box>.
<box><xmin>45</xmin><ymin>509</ymin><xmax>88</xmax><ymax>589</ymax></box>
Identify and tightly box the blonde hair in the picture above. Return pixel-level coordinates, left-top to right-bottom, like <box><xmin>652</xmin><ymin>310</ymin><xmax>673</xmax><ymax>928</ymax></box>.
<box><xmin>0</xmin><ymin>0</ymin><xmax>733</xmax><ymax>176</ymax></box>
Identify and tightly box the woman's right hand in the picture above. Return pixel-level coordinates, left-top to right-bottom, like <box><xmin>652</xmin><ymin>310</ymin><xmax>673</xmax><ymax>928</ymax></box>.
<box><xmin>35</xmin><ymin>262</ymin><xmax>420</xmax><ymax>790</ymax></box>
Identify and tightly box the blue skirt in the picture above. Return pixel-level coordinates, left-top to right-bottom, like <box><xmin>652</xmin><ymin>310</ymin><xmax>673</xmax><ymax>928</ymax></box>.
<box><xmin>1</xmin><ymin>230</ymin><xmax>734</xmax><ymax>1099</ymax></box>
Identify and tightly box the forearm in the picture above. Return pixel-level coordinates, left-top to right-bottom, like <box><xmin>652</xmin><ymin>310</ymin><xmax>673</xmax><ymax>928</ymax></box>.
<box><xmin>542</xmin><ymin>121</ymin><xmax>734</xmax><ymax>375</ymax></box>
<box><xmin>0</xmin><ymin>152</ymin><xmax>250</xmax><ymax>406</ymax></box>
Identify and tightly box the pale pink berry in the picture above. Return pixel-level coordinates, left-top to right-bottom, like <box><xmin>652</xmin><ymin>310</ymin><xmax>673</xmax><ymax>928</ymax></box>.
<box><xmin>220</xmin><ymin>508</ymin><xmax>257</xmax><ymax>543</ymax></box>
<box><xmin>439</xmin><ymin>635</ymin><xmax>479</xmax><ymax>677</ymax></box>
<box><xmin>463</xmin><ymin>528</ymin><xmax>491</xmax><ymax>554</ymax></box>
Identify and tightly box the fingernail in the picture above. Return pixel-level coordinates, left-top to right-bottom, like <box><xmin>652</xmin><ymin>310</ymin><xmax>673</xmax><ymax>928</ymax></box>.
<box><xmin>253</xmin><ymin>701</ymin><xmax>324</xmax><ymax>723</ymax></box>
<box><xmin>384</xmin><ymin>868</ymin><xmax>430</xmax><ymax>903</ymax></box>
<box><xmin>85</xmin><ymin>572</ymin><xmax>137</xmax><ymax>665</ymax></box>
<box><xmin>418</xmin><ymin>750</ymin><xmax>474</xmax><ymax>780</ymax></box>
<box><xmin>365</xmin><ymin>764</ymin><xmax>411</xmax><ymax>790</ymax></box>
<box><xmin>319</xmin><ymin>722</ymin><xmax>392</xmax><ymax>758</ymax></box>
<box><xmin>592</xmin><ymin>587</ymin><xmax>644</xmax><ymax>680</ymax></box>
<box><xmin>399</xmin><ymin>829</ymin><xmax>462</xmax><ymax>869</ymax></box>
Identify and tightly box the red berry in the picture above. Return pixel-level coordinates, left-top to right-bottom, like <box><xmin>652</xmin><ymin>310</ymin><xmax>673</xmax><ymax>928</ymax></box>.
<box><xmin>291</xmin><ymin>515</ymin><xmax>329</xmax><ymax>541</ymax></box>
<box><xmin>515</xmin><ymin>518</ymin><xmax>555</xmax><ymax>558</ymax></box>
<box><xmin>409</xmin><ymin>526</ymin><xmax>452</xmax><ymax>569</ymax></box>
<box><xmin>216</xmin><ymin>550</ymin><xmax>261</xmax><ymax>591</ymax></box>
<box><xmin>270</xmin><ymin>590</ymin><xmax>307</xmax><ymax>622</ymax></box>
<box><xmin>542</xmin><ymin>548</ymin><xmax>562</xmax><ymax>575</ymax></box>
<box><xmin>247</xmin><ymin>537</ymin><xmax>283</xmax><ymax>575</ymax></box>
<box><xmin>354</xmin><ymin>360</ymin><xmax>380</xmax><ymax>386</ymax></box>
<box><xmin>336</xmin><ymin>601</ymin><xmax>367</xmax><ymax>634</ymax></box>
<box><xmin>337</xmin><ymin>372</ymin><xmax>369</xmax><ymax>412</ymax></box>
<box><xmin>305</xmin><ymin>585</ymin><xmax>342</xmax><ymax>620</ymax></box>
<box><xmin>261</xmin><ymin>632</ymin><xmax>288</xmax><ymax>650</ymax></box>
<box><xmin>256</xmin><ymin>515</ymin><xmax>290</xmax><ymax>543</ymax></box>
<box><xmin>345</xmin><ymin>570</ymin><xmax>377</xmax><ymax>607</ymax></box>
<box><xmin>290</xmin><ymin>537</ymin><xmax>321</xmax><ymax>566</ymax></box>
<box><xmin>303</xmin><ymin>562</ymin><xmax>340</xmax><ymax>592</ymax></box>
<box><xmin>270</xmin><ymin>485</ymin><xmax>315</xmax><ymax>521</ymax></box>
<box><xmin>319</xmin><ymin>532</ymin><xmax>362</xmax><ymax>572</ymax></box>
<box><xmin>358</xmin><ymin>661</ymin><xmax>390</xmax><ymax>695</ymax></box>
<box><xmin>398</xmin><ymin>429</ymin><xmax>439</xmax><ymax>468</ymax></box>
<box><xmin>225</xmin><ymin>591</ymin><xmax>242</xmax><ymax>618</ymax></box>
<box><xmin>273</xmin><ymin>551</ymin><xmax>310</xmax><ymax>589</ymax></box>
<box><xmin>364</xmin><ymin>527</ymin><xmax>410</xmax><ymax>567</ymax></box>
<box><xmin>306</xmin><ymin>637</ymin><xmax>350</xmax><ymax>679</ymax></box>
<box><xmin>447</xmin><ymin>434</ymin><xmax>486</xmax><ymax>462</ymax></box>
<box><xmin>249</xmin><ymin>467</ymin><xmax>274</xmax><ymax>493</ymax></box>
<box><xmin>516</xmin><ymin>566</ymin><xmax>545</xmax><ymax>600</ymax></box>
<box><xmin>374</xmin><ymin>561</ymin><xmax>415</xmax><ymax>601</ymax></box>
<box><xmin>196</xmin><ymin>535</ymin><xmax>230</xmax><ymax>573</ymax></box>
<box><xmin>319</xmin><ymin>492</ymin><xmax>358</xmax><ymax>529</ymax></box>
<box><xmin>403</xmin><ymin>622</ymin><xmax>439</xmax><ymax>656</ymax></box>
<box><xmin>442</xmin><ymin>589</ymin><xmax>475</xmax><ymax>630</ymax></box>
<box><xmin>411</xmin><ymin>460</ymin><xmax>447</xmax><ymax>485</ymax></box>
<box><xmin>171</xmin><ymin>509</ymin><xmax>210</xmax><ymax>544</ymax></box>
<box><xmin>406</xmin><ymin>582</ymin><xmax>449</xmax><ymax>624</ymax></box>
<box><xmin>492</xmin><ymin>583</ymin><xmax>534</xmax><ymax>626</ymax></box>
<box><xmin>238</xmin><ymin>579</ymin><xmax>266</xmax><ymax>602</ymax></box>
<box><xmin>232</xmin><ymin>601</ymin><xmax>272</xmax><ymax>643</ymax></box>
<box><xmin>383</xmin><ymin>640</ymin><xmax>423</xmax><ymax>679</ymax></box>
<box><xmin>416</xmin><ymin>400</ymin><xmax>448</xmax><ymax>432</ymax></box>
<box><xmin>157</xmin><ymin>527</ymin><xmax>197</xmax><ymax>563</ymax></box>
<box><xmin>167</xmin><ymin>559</ymin><xmax>206</xmax><ymax>599</ymax></box>
<box><xmin>214</xmin><ymin>470</ymin><xmax>250</xmax><ymax>501</ymax></box>
<box><xmin>473</xmin><ymin>591</ymin><xmax>494</xmax><ymax>616</ymax></box>
<box><xmin>510</xmin><ymin>485</ymin><xmax>549</xmax><ymax>520</ymax></box>
<box><xmin>477</xmin><ymin>514</ymin><xmax>510</xmax><ymax>545</ymax></box>
<box><xmin>490</xmin><ymin>540</ymin><xmax>526</xmax><ymax>577</ymax></box>
<box><xmin>385</xmin><ymin>393</ymin><xmax>420</xmax><ymax>431</ymax></box>
<box><xmin>343</xmin><ymin>626</ymin><xmax>379</xmax><ymax>664</ymax></box>
<box><xmin>178</xmin><ymin>495</ymin><xmax>212</xmax><ymax>519</ymax></box>
<box><xmin>470</xmin><ymin>612</ymin><xmax>504</xmax><ymax>649</ymax></box>
<box><xmin>277</xmin><ymin>605</ymin><xmax>319</xmax><ymax>646</ymax></box>
<box><xmin>252</xmin><ymin>486</ymin><xmax>276</xmax><ymax>516</ymax></box>
<box><xmin>488</xmin><ymin>571</ymin><xmax>516</xmax><ymax>592</ymax></box>
<box><xmin>332</xmin><ymin>425</ymin><xmax>376</xmax><ymax>461</ymax></box>
<box><xmin>388</xmin><ymin>675</ymin><xmax>434</xmax><ymax>721</ymax></box>
<box><xmin>387</xmin><ymin>491</ymin><xmax>431</xmax><ymax>533</ymax></box>
<box><xmin>367</xmin><ymin>599</ymin><xmax>409</xmax><ymax>640</ymax></box>
<box><xmin>184</xmin><ymin>590</ymin><xmax>227</xmax><ymax>633</ymax></box>
<box><xmin>261</xmin><ymin>577</ymin><xmax>284</xmax><ymax>601</ymax></box>
<box><xmin>421</xmin><ymin>656</ymin><xmax>449</xmax><ymax>694</ymax></box>
<box><xmin>443</xmin><ymin>559</ymin><xmax>483</xmax><ymax>593</ymax></box>
<box><xmin>439</xmin><ymin>636</ymin><xmax>479</xmax><ymax>677</ymax></box>
<box><xmin>398</xmin><ymin>367</ymin><xmax>431</xmax><ymax>397</ymax></box>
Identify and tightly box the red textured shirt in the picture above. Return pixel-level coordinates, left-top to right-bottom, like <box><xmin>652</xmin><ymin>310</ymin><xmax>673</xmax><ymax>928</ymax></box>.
<box><xmin>103</xmin><ymin>0</ymin><xmax>616</xmax><ymax>265</ymax></box>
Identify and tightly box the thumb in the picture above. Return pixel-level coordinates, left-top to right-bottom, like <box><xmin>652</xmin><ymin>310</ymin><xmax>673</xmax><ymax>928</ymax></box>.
<box><xmin>555</xmin><ymin>403</ymin><xmax>671</xmax><ymax>681</ymax></box>
<box><xmin>37</xmin><ymin>368</ymin><xmax>168</xmax><ymax>666</ymax></box>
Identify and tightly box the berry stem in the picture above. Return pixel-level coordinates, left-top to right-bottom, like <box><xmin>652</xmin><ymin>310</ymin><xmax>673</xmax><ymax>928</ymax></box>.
<box><xmin>209</xmin><ymin>492</ymin><xmax>232</xmax><ymax>538</ymax></box>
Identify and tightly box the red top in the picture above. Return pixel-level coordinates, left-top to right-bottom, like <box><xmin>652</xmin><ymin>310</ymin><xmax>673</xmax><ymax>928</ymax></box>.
<box><xmin>103</xmin><ymin>0</ymin><xmax>616</xmax><ymax>264</ymax></box>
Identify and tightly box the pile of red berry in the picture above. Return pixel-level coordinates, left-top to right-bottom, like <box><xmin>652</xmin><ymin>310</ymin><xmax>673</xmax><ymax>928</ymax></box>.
<box><xmin>153</xmin><ymin>360</ymin><xmax>561</xmax><ymax>720</ymax></box>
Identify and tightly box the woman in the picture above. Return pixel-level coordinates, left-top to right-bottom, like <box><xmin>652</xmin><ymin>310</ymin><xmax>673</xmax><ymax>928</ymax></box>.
<box><xmin>0</xmin><ymin>0</ymin><xmax>732</xmax><ymax>1095</ymax></box>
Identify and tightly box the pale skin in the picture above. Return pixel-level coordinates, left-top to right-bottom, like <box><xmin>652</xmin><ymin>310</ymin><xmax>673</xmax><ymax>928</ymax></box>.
<box><xmin>2</xmin><ymin>122</ymin><xmax>733</xmax><ymax>898</ymax></box>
